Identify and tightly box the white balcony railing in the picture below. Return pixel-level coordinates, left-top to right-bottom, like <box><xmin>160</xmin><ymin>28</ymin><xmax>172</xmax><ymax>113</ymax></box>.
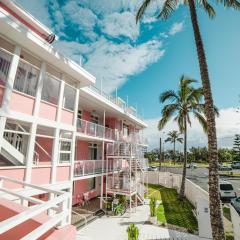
<box><xmin>74</xmin><ymin>159</ymin><xmax>126</xmax><ymax>177</ymax></box>
<box><xmin>76</xmin><ymin>119</ymin><xmax>117</xmax><ymax>141</ymax></box>
<box><xmin>0</xmin><ymin>176</ymin><xmax>70</xmax><ymax>240</ymax></box>
<box><xmin>107</xmin><ymin>176</ymin><xmax>136</xmax><ymax>193</ymax></box>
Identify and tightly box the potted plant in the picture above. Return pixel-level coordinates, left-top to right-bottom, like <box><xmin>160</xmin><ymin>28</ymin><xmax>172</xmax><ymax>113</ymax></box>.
<box><xmin>149</xmin><ymin>197</ymin><xmax>157</xmax><ymax>224</ymax></box>
<box><xmin>127</xmin><ymin>223</ymin><xmax>139</xmax><ymax>240</ymax></box>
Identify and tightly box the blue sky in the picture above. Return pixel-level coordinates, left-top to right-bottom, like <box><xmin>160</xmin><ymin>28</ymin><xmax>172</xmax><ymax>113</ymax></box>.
<box><xmin>16</xmin><ymin>0</ymin><xmax>240</xmax><ymax>149</ymax></box>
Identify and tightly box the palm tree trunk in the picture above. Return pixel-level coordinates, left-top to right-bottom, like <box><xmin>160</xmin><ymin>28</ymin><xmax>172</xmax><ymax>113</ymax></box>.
<box><xmin>179</xmin><ymin>117</ymin><xmax>187</xmax><ymax>200</ymax></box>
<box><xmin>173</xmin><ymin>140</ymin><xmax>176</xmax><ymax>165</ymax></box>
<box><xmin>188</xmin><ymin>0</ymin><xmax>225</xmax><ymax>239</ymax></box>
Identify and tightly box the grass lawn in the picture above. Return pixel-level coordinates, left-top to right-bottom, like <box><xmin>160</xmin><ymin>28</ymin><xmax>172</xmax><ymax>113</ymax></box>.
<box><xmin>146</xmin><ymin>184</ymin><xmax>198</xmax><ymax>232</ymax></box>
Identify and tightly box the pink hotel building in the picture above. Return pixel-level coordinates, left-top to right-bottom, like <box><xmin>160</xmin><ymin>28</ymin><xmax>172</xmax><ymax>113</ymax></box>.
<box><xmin>0</xmin><ymin>1</ymin><xmax>148</xmax><ymax>239</ymax></box>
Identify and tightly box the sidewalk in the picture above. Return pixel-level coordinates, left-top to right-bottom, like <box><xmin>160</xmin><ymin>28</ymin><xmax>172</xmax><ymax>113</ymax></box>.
<box><xmin>76</xmin><ymin>205</ymin><xmax>201</xmax><ymax>240</ymax></box>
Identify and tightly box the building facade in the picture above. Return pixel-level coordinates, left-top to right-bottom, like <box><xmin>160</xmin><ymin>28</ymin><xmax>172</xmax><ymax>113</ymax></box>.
<box><xmin>0</xmin><ymin>1</ymin><xmax>148</xmax><ymax>239</ymax></box>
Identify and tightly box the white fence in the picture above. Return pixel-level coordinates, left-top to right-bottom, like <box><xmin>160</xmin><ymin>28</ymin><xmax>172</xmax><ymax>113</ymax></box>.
<box><xmin>145</xmin><ymin>172</ymin><xmax>209</xmax><ymax>207</ymax></box>
<box><xmin>230</xmin><ymin>205</ymin><xmax>240</xmax><ymax>240</ymax></box>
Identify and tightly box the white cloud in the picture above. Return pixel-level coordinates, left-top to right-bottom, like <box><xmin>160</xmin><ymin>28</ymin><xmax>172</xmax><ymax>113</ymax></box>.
<box><xmin>169</xmin><ymin>21</ymin><xmax>184</xmax><ymax>36</ymax></box>
<box><xmin>57</xmin><ymin>38</ymin><xmax>165</xmax><ymax>93</ymax></box>
<box><xmin>100</xmin><ymin>12</ymin><xmax>139</xmax><ymax>40</ymax></box>
<box><xmin>144</xmin><ymin>108</ymin><xmax>240</xmax><ymax>150</ymax></box>
<box><xmin>62</xmin><ymin>1</ymin><xmax>98</xmax><ymax>40</ymax></box>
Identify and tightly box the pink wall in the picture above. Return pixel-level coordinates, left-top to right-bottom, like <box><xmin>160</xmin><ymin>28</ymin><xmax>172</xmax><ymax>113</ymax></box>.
<box><xmin>0</xmin><ymin>168</ymin><xmax>25</xmax><ymax>189</ymax></box>
<box><xmin>56</xmin><ymin>166</ymin><xmax>70</xmax><ymax>182</ymax></box>
<box><xmin>0</xmin><ymin>85</ymin><xmax>5</xmax><ymax>106</ymax></box>
<box><xmin>72</xmin><ymin>179</ymin><xmax>97</xmax><ymax>205</ymax></box>
<box><xmin>31</xmin><ymin>167</ymin><xmax>51</xmax><ymax>185</ymax></box>
<box><xmin>9</xmin><ymin>91</ymin><xmax>35</xmax><ymax>115</ymax></box>
<box><xmin>35</xmin><ymin>137</ymin><xmax>53</xmax><ymax>164</ymax></box>
<box><xmin>61</xmin><ymin>109</ymin><xmax>74</xmax><ymax>125</ymax></box>
<box><xmin>39</xmin><ymin>101</ymin><xmax>57</xmax><ymax>121</ymax></box>
<box><xmin>76</xmin><ymin>140</ymin><xmax>89</xmax><ymax>160</ymax></box>
<box><xmin>82</xmin><ymin>110</ymin><xmax>91</xmax><ymax>121</ymax></box>
<box><xmin>0</xmin><ymin>198</ymin><xmax>76</xmax><ymax>240</ymax></box>
<box><xmin>105</xmin><ymin>117</ymin><xmax>116</xmax><ymax>129</ymax></box>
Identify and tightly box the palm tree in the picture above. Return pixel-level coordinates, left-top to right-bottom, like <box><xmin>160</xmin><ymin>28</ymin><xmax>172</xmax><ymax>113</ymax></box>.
<box><xmin>136</xmin><ymin>1</ymin><xmax>239</xmax><ymax>238</ymax></box>
<box><xmin>165</xmin><ymin>130</ymin><xmax>183</xmax><ymax>164</ymax></box>
<box><xmin>158</xmin><ymin>75</ymin><xmax>212</xmax><ymax>200</ymax></box>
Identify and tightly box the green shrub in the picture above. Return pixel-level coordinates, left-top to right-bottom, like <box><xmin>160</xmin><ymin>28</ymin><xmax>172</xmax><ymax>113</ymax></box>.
<box><xmin>127</xmin><ymin>224</ymin><xmax>139</xmax><ymax>240</ymax></box>
<box><xmin>150</xmin><ymin>197</ymin><xmax>156</xmax><ymax>217</ymax></box>
<box><xmin>113</xmin><ymin>203</ymin><xmax>125</xmax><ymax>215</ymax></box>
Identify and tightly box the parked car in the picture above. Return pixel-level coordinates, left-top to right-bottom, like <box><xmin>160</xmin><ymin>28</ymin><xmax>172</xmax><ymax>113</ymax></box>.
<box><xmin>218</xmin><ymin>164</ymin><xmax>232</xmax><ymax>171</ymax></box>
<box><xmin>219</xmin><ymin>181</ymin><xmax>236</xmax><ymax>202</ymax></box>
<box><xmin>147</xmin><ymin>166</ymin><xmax>158</xmax><ymax>171</ymax></box>
<box><xmin>231</xmin><ymin>197</ymin><xmax>240</xmax><ymax>214</ymax></box>
<box><xmin>231</xmin><ymin>161</ymin><xmax>240</xmax><ymax>169</ymax></box>
<box><xmin>187</xmin><ymin>163</ymin><xmax>197</xmax><ymax>169</ymax></box>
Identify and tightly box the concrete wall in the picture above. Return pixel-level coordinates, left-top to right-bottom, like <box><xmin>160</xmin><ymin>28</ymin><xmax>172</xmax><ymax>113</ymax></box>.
<box><xmin>230</xmin><ymin>205</ymin><xmax>240</xmax><ymax>240</ymax></box>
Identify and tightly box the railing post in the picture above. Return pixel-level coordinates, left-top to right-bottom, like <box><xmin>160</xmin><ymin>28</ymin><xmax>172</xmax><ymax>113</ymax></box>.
<box><xmin>83</xmin><ymin>161</ymin><xmax>85</xmax><ymax>176</ymax></box>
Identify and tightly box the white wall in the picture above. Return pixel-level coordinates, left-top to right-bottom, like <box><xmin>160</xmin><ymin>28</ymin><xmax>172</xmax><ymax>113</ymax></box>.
<box><xmin>230</xmin><ymin>205</ymin><xmax>240</xmax><ymax>240</ymax></box>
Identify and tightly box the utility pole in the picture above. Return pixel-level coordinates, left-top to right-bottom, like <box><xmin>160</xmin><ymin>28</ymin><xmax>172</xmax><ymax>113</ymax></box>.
<box><xmin>159</xmin><ymin>137</ymin><xmax>162</xmax><ymax>171</ymax></box>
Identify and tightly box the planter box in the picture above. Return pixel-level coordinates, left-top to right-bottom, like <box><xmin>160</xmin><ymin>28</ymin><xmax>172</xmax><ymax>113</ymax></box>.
<box><xmin>149</xmin><ymin>216</ymin><xmax>157</xmax><ymax>225</ymax></box>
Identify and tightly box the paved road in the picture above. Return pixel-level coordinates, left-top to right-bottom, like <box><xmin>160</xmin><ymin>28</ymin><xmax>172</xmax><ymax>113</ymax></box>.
<box><xmin>159</xmin><ymin>167</ymin><xmax>240</xmax><ymax>197</ymax></box>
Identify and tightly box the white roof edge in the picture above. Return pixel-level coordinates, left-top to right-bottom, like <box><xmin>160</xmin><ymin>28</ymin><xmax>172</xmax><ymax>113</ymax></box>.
<box><xmin>81</xmin><ymin>87</ymin><xmax>148</xmax><ymax>128</ymax></box>
<box><xmin>0</xmin><ymin>8</ymin><xmax>96</xmax><ymax>86</ymax></box>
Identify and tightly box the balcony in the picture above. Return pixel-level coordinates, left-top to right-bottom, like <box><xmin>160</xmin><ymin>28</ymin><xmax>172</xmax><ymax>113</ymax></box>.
<box><xmin>73</xmin><ymin>159</ymin><xmax>126</xmax><ymax>178</ymax></box>
<box><xmin>76</xmin><ymin>119</ymin><xmax>117</xmax><ymax>141</ymax></box>
<box><xmin>107</xmin><ymin>176</ymin><xmax>136</xmax><ymax>195</ymax></box>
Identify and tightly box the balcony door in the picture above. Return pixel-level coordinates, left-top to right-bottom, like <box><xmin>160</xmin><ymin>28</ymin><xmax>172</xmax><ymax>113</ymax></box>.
<box><xmin>88</xmin><ymin>143</ymin><xmax>99</xmax><ymax>160</ymax></box>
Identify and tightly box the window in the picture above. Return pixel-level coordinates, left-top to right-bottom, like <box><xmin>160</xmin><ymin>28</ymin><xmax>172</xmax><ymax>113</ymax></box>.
<box><xmin>41</xmin><ymin>74</ymin><xmax>60</xmax><ymax>105</ymax></box>
<box><xmin>59</xmin><ymin>140</ymin><xmax>71</xmax><ymax>163</ymax></box>
<box><xmin>0</xmin><ymin>50</ymin><xmax>11</xmax><ymax>85</ymax></box>
<box><xmin>88</xmin><ymin>143</ymin><xmax>99</xmax><ymax>160</ymax></box>
<box><xmin>77</xmin><ymin>110</ymin><xmax>82</xmax><ymax>119</ymax></box>
<box><xmin>90</xmin><ymin>114</ymin><xmax>98</xmax><ymax>124</ymax></box>
<box><xmin>14</xmin><ymin>60</ymin><xmax>39</xmax><ymax>96</ymax></box>
<box><xmin>220</xmin><ymin>184</ymin><xmax>233</xmax><ymax>191</ymax></box>
<box><xmin>88</xmin><ymin>178</ymin><xmax>96</xmax><ymax>191</ymax></box>
<box><xmin>123</xmin><ymin>123</ymin><xmax>129</xmax><ymax>136</ymax></box>
<box><xmin>63</xmin><ymin>85</ymin><xmax>76</xmax><ymax>111</ymax></box>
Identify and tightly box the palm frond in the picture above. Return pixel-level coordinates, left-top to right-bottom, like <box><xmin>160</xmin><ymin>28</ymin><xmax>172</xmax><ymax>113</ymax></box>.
<box><xmin>216</xmin><ymin>0</ymin><xmax>240</xmax><ymax>10</ymax></box>
<box><xmin>157</xmin><ymin>0</ymin><xmax>178</xmax><ymax>20</ymax></box>
<box><xmin>136</xmin><ymin>0</ymin><xmax>152</xmax><ymax>23</ymax></box>
<box><xmin>158</xmin><ymin>104</ymin><xmax>178</xmax><ymax>130</ymax></box>
<box><xmin>194</xmin><ymin>111</ymin><xmax>208</xmax><ymax>133</ymax></box>
<box><xmin>160</xmin><ymin>90</ymin><xmax>179</xmax><ymax>103</ymax></box>
<box><xmin>198</xmin><ymin>0</ymin><xmax>216</xmax><ymax>18</ymax></box>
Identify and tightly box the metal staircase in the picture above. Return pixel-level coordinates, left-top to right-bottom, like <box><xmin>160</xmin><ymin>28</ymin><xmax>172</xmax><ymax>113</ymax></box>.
<box><xmin>106</xmin><ymin>138</ymin><xmax>148</xmax><ymax>210</ymax></box>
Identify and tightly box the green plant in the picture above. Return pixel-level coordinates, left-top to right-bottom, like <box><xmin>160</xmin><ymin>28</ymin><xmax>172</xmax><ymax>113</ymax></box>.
<box><xmin>113</xmin><ymin>203</ymin><xmax>125</xmax><ymax>215</ymax></box>
<box><xmin>127</xmin><ymin>224</ymin><xmax>139</xmax><ymax>240</ymax></box>
<box><xmin>150</xmin><ymin>197</ymin><xmax>156</xmax><ymax>217</ymax></box>
<box><xmin>116</xmin><ymin>194</ymin><xmax>127</xmax><ymax>205</ymax></box>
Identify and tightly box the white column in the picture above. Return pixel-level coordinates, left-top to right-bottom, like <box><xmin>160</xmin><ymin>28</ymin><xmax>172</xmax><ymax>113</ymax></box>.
<box><xmin>50</xmin><ymin>76</ymin><xmax>65</xmax><ymax>183</ymax></box>
<box><xmin>33</xmin><ymin>62</ymin><xmax>46</xmax><ymax>117</ymax></box>
<box><xmin>100</xmin><ymin>110</ymin><xmax>105</xmax><ymax>209</ymax></box>
<box><xmin>56</xmin><ymin>78</ymin><xmax>65</xmax><ymax>123</ymax></box>
<box><xmin>24</xmin><ymin>123</ymin><xmax>37</xmax><ymax>183</ymax></box>
<box><xmin>0</xmin><ymin>45</ymin><xmax>21</xmax><ymax>149</ymax></box>
<box><xmin>50</xmin><ymin>128</ymin><xmax>60</xmax><ymax>183</ymax></box>
<box><xmin>73</xmin><ymin>84</ymin><xmax>80</xmax><ymax>128</ymax></box>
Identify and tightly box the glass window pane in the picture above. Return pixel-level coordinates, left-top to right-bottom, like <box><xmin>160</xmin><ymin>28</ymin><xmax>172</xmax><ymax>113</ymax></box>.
<box><xmin>0</xmin><ymin>50</ymin><xmax>11</xmax><ymax>85</ymax></box>
<box><xmin>41</xmin><ymin>74</ymin><xmax>60</xmax><ymax>105</ymax></box>
<box><xmin>14</xmin><ymin>60</ymin><xmax>39</xmax><ymax>96</ymax></box>
<box><xmin>63</xmin><ymin>85</ymin><xmax>76</xmax><ymax>111</ymax></box>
